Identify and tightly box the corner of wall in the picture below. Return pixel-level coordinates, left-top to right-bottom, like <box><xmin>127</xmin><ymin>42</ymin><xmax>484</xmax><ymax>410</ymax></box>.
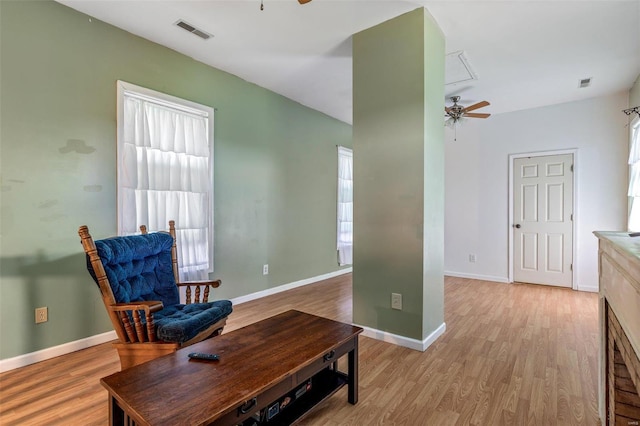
<box><xmin>630</xmin><ymin>73</ymin><xmax>640</xmax><ymax>108</ymax></box>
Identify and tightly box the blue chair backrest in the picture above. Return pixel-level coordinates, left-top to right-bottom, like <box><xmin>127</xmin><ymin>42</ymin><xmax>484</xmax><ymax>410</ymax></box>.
<box><xmin>92</xmin><ymin>232</ymin><xmax>180</xmax><ymax>306</ymax></box>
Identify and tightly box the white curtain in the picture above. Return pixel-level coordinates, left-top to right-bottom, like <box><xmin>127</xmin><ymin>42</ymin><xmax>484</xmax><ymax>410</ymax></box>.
<box><xmin>337</xmin><ymin>146</ymin><xmax>353</xmax><ymax>265</ymax></box>
<box><xmin>629</xmin><ymin>117</ymin><xmax>640</xmax><ymax>231</ymax></box>
<box><xmin>119</xmin><ymin>93</ymin><xmax>213</xmax><ymax>281</ymax></box>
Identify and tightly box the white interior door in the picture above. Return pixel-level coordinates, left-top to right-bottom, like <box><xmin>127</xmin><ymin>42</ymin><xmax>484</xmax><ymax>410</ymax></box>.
<box><xmin>513</xmin><ymin>154</ymin><xmax>573</xmax><ymax>287</ymax></box>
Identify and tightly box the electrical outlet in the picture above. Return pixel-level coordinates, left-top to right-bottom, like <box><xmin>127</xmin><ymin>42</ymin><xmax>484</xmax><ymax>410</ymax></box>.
<box><xmin>391</xmin><ymin>293</ymin><xmax>402</xmax><ymax>310</ymax></box>
<box><xmin>35</xmin><ymin>307</ymin><xmax>48</xmax><ymax>324</ymax></box>
<box><xmin>469</xmin><ymin>254</ymin><xmax>476</xmax><ymax>263</ymax></box>
<box><xmin>263</xmin><ymin>264</ymin><xmax>269</xmax><ymax>275</ymax></box>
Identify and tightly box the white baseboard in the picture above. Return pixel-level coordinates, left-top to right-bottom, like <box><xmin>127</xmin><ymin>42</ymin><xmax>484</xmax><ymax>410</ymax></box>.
<box><xmin>447</xmin><ymin>271</ymin><xmax>599</xmax><ymax>293</ymax></box>
<box><xmin>0</xmin><ymin>330</ymin><xmax>117</xmax><ymax>373</ymax></box>
<box><xmin>230</xmin><ymin>267</ymin><xmax>352</xmax><ymax>306</ymax></box>
<box><xmin>577</xmin><ymin>285</ymin><xmax>599</xmax><ymax>293</ymax></box>
<box><xmin>444</xmin><ymin>271</ymin><xmax>510</xmax><ymax>283</ymax></box>
<box><xmin>0</xmin><ymin>268</ymin><xmax>353</xmax><ymax>372</ymax></box>
<box><xmin>355</xmin><ymin>322</ymin><xmax>446</xmax><ymax>352</ymax></box>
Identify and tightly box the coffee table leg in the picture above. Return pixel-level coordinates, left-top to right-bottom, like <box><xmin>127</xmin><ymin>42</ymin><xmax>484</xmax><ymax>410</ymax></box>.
<box><xmin>348</xmin><ymin>337</ymin><xmax>359</xmax><ymax>404</ymax></box>
<box><xmin>109</xmin><ymin>395</ymin><xmax>125</xmax><ymax>425</ymax></box>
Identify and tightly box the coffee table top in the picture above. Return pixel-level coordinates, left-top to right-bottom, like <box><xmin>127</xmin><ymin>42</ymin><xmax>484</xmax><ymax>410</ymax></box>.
<box><xmin>101</xmin><ymin>310</ymin><xmax>362</xmax><ymax>425</ymax></box>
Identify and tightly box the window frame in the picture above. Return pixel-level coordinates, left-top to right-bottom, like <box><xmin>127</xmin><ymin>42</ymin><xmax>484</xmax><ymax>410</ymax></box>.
<box><xmin>628</xmin><ymin>115</ymin><xmax>640</xmax><ymax>231</ymax></box>
<box><xmin>337</xmin><ymin>146</ymin><xmax>353</xmax><ymax>266</ymax></box>
<box><xmin>116</xmin><ymin>80</ymin><xmax>215</xmax><ymax>273</ymax></box>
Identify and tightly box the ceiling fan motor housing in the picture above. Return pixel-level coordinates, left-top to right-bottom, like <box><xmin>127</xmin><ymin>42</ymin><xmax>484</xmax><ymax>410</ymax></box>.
<box><xmin>448</xmin><ymin>97</ymin><xmax>464</xmax><ymax>120</ymax></box>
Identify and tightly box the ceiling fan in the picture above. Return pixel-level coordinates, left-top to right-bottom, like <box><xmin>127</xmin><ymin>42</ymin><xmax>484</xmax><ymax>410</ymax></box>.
<box><xmin>445</xmin><ymin>96</ymin><xmax>491</xmax><ymax>123</ymax></box>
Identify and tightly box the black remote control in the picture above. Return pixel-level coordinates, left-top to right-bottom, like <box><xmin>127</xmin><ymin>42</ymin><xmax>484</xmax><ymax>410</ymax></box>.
<box><xmin>188</xmin><ymin>352</ymin><xmax>219</xmax><ymax>361</ymax></box>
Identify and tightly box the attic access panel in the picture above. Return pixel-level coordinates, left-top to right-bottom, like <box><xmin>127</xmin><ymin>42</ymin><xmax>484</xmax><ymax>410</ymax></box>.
<box><xmin>445</xmin><ymin>51</ymin><xmax>477</xmax><ymax>86</ymax></box>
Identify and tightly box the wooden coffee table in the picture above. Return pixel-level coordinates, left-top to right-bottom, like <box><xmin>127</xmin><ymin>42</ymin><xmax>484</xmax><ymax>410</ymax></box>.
<box><xmin>101</xmin><ymin>310</ymin><xmax>363</xmax><ymax>425</ymax></box>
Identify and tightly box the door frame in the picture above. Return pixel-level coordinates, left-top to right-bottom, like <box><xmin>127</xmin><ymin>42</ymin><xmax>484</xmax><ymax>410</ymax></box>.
<box><xmin>508</xmin><ymin>149</ymin><xmax>578</xmax><ymax>289</ymax></box>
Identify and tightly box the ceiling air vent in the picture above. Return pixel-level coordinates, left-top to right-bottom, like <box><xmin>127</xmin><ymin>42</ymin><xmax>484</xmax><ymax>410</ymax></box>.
<box><xmin>175</xmin><ymin>20</ymin><xmax>212</xmax><ymax>40</ymax></box>
<box><xmin>579</xmin><ymin>77</ymin><xmax>592</xmax><ymax>88</ymax></box>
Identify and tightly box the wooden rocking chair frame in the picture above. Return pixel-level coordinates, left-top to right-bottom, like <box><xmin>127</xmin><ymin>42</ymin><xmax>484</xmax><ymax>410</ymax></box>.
<box><xmin>79</xmin><ymin>221</ymin><xmax>228</xmax><ymax>369</ymax></box>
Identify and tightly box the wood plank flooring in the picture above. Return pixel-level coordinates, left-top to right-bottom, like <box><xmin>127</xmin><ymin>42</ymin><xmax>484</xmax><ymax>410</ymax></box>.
<box><xmin>0</xmin><ymin>275</ymin><xmax>600</xmax><ymax>425</ymax></box>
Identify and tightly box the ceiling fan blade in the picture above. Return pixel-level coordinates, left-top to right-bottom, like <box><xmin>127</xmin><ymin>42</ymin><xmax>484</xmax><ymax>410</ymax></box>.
<box><xmin>465</xmin><ymin>112</ymin><xmax>491</xmax><ymax>118</ymax></box>
<box><xmin>445</xmin><ymin>106</ymin><xmax>452</xmax><ymax>114</ymax></box>
<box><xmin>463</xmin><ymin>101</ymin><xmax>490</xmax><ymax>113</ymax></box>
<box><xmin>298</xmin><ymin>0</ymin><xmax>312</xmax><ymax>4</ymax></box>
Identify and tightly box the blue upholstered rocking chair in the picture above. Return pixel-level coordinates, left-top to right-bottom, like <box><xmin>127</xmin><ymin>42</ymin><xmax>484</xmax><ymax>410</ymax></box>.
<box><xmin>78</xmin><ymin>221</ymin><xmax>232</xmax><ymax>369</ymax></box>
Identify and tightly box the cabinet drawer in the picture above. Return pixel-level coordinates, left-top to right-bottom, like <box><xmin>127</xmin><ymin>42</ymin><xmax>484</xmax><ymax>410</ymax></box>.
<box><xmin>294</xmin><ymin>338</ymin><xmax>355</xmax><ymax>385</ymax></box>
<box><xmin>210</xmin><ymin>376</ymin><xmax>293</xmax><ymax>426</ymax></box>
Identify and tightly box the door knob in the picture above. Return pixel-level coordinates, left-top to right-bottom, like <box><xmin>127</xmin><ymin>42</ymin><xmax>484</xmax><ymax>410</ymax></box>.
<box><xmin>514</xmin><ymin>224</ymin><xmax>521</xmax><ymax>229</ymax></box>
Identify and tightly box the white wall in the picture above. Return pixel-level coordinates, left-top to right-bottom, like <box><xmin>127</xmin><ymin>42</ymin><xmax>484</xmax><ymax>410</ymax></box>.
<box><xmin>445</xmin><ymin>93</ymin><xmax>629</xmax><ymax>291</ymax></box>
<box><xmin>631</xmin><ymin>74</ymin><xmax>640</xmax><ymax>108</ymax></box>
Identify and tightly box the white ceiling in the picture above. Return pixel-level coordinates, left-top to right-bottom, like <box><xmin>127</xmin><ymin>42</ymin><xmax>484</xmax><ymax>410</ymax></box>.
<box><xmin>57</xmin><ymin>0</ymin><xmax>640</xmax><ymax>124</ymax></box>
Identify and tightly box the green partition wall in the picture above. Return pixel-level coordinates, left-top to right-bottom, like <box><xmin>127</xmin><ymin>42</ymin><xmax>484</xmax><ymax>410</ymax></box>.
<box><xmin>352</xmin><ymin>8</ymin><xmax>445</xmax><ymax>344</ymax></box>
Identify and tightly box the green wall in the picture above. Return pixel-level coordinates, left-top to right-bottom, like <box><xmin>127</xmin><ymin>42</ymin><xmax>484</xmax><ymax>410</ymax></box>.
<box><xmin>0</xmin><ymin>0</ymin><xmax>351</xmax><ymax>359</ymax></box>
<box><xmin>421</xmin><ymin>10</ymin><xmax>446</xmax><ymax>337</ymax></box>
<box><xmin>352</xmin><ymin>8</ymin><xmax>444</xmax><ymax>341</ymax></box>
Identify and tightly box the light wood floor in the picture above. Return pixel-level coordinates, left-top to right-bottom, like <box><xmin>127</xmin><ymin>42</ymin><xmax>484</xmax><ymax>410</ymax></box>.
<box><xmin>0</xmin><ymin>275</ymin><xmax>600</xmax><ymax>425</ymax></box>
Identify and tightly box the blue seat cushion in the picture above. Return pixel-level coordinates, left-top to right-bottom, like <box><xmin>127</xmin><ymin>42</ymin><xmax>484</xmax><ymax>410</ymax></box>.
<box><xmin>154</xmin><ymin>300</ymin><xmax>233</xmax><ymax>343</ymax></box>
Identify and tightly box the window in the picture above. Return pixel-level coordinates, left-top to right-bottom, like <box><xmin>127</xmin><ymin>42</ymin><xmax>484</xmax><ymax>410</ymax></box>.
<box><xmin>337</xmin><ymin>146</ymin><xmax>353</xmax><ymax>265</ymax></box>
<box><xmin>629</xmin><ymin>116</ymin><xmax>640</xmax><ymax>231</ymax></box>
<box><xmin>117</xmin><ymin>81</ymin><xmax>214</xmax><ymax>280</ymax></box>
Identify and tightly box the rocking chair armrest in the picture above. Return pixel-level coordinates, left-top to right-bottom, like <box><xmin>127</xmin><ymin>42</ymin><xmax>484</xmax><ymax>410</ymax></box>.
<box><xmin>111</xmin><ymin>301</ymin><xmax>164</xmax><ymax>313</ymax></box>
<box><xmin>109</xmin><ymin>301</ymin><xmax>164</xmax><ymax>345</ymax></box>
<box><xmin>177</xmin><ymin>280</ymin><xmax>222</xmax><ymax>304</ymax></box>
<box><xmin>177</xmin><ymin>279</ymin><xmax>222</xmax><ymax>288</ymax></box>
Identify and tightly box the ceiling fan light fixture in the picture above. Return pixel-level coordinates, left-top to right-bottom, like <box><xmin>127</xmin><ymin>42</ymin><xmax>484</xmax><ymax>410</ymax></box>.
<box><xmin>445</xmin><ymin>116</ymin><xmax>466</xmax><ymax>141</ymax></box>
<box><xmin>445</xmin><ymin>116</ymin><xmax>458</xmax><ymax>128</ymax></box>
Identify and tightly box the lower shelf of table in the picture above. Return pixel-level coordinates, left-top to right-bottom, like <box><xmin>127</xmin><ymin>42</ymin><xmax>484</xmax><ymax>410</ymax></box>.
<box><xmin>241</xmin><ymin>367</ymin><xmax>348</xmax><ymax>426</ymax></box>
